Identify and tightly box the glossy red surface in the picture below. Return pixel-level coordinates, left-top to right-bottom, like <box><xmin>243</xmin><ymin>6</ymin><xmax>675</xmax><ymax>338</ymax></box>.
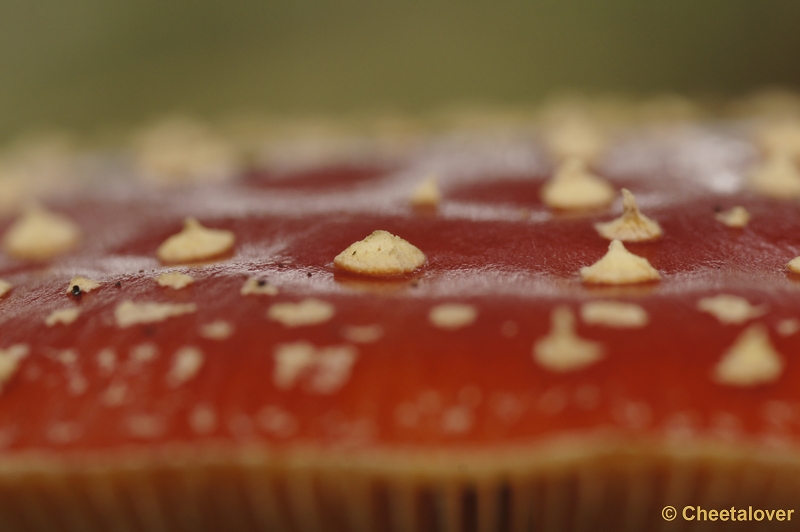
<box><xmin>0</xmin><ymin>129</ymin><xmax>799</xmax><ymax>455</ymax></box>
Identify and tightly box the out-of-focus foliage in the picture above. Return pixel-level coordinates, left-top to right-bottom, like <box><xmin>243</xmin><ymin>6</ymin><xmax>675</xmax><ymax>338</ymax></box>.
<box><xmin>0</xmin><ymin>1</ymin><xmax>798</xmax><ymax>141</ymax></box>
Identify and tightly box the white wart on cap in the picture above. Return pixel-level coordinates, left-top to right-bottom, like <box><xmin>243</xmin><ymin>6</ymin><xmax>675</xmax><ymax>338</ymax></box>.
<box><xmin>713</xmin><ymin>325</ymin><xmax>783</xmax><ymax>387</ymax></box>
<box><xmin>3</xmin><ymin>206</ymin><xmax>81</xmax><ymax>260</ymax></box>
<box><xmin>580</xmin><ymin>240</ymin><xmax>661</xmax><ymax>285</ymax></box>
<box><xmin>594</xmin><ymin>189</ymin><xmax>662</xmax><ymax>242</ymax></box>
<box><xmin>749</xmin><ymin>154</ymin><xmax>800</xmax><ymax>199</ymax></box>
<box><xmin>157</xmin><ymin>218</ymin><xmax>235</xmax><ymax>264</ymax></box>
<box><xmin>334</xmin><ymin>230</ymin><xmax>426</xmax><ymax>276</ymax></box>
<box><xmin>541</xmin><ymin>158</ymin><xmax>615</xmax><ymax>210</ymax></box>
<box><xmin>410</xmin><ymin>176</ymin><xmax>442</xmax><ymax>207</ymax></box>
<box><xmin>715</xmin><ymin>206</ymin><xmax>750</xmax><ymax>228</ymax></box>
<box><xmin>534</xmin><ymin>307</ymin><xmax>603</xmax><ymax>372</ymax></box>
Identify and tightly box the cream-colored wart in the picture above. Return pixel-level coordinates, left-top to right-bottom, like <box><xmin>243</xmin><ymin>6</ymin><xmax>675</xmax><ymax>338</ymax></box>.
<box><xmin>757</xmin><ymin>120</ymin><xmax>800</xmax><ymax>158</ymax></box>
<box><xmin>273</xmin><ymin>341</ymin><xmax>358</xmax><ymax>394</ymax></box>
<box><xmin>166</xmin><ymin>347</ymin><xmax>204</xmax><ymax>387</ymax></box>
<box><xmin>0</xmin><ymin>280</ymin><xmax>11</xmax><ymax>298</ymax></box>
<box><xmin>777</xmin><ymin>318</ymin><xmax>800</xmax><ymax>337</ymax></box>
<box><xmin>580</xmin><ymin>240</ymin><xmax>661</xmax><ymax>284</ymax></box>
<box><xmin>157</xmin><ymin>218</ymin><xmax>234</xmax><ymax>264</ymax></box>
<box><xmin>267</xmin><ymin>298</ymin><xmax>335</xmax><ymax>327</ymax></box>
<box><xmin>715</xmin><ymin>206</ymin><xmax>750</xmax><ymax>228</ymax></box>
<box><xmin>156</xmin><ymin>272</ymin><xmax>194</xmax><ymax>289</ymax></box>
<box><xmin>3</xmin><ymin>206</ymin><xmax>80</xmax><ymax>260</ymax></box>
<box><xmin>135</xmin><ymin>118</ymin><xmax>240</xmax><ymax>185</ymax></box>
<box><xmin>114</xmin><ymin>300</ymin><xmax>197</xmax><ymax>328</ymax></box>
<box><xmin>65</xmin><ymin>276</ymin><xmax>100</xmax><ymax>294</ymax></box>
<box><xmin>534</xmin><ymin>307</ymin><xmax>603</xmax><ymax>372</ymax></box>
<box><xmin>0</xmin><ymin>345</ymin><xmax>29</xmax><ymax>390</ymax></box>
<box><xmin>541</xmin><ymin>158</ymin><xmax>615</xmax><ymax>210</ymax></box>
<box><xmin>594</xmin><ymin>189</ymin><xmax>662</xmax><ymax>241</ymax></box>
<box><xmin>580</xmin><ymin>301</ymin><xmax>648</xmax><ymax>328</ymax></box>
<box><xmin>713</xmin><ymin>324</ymin><xmax>783</xmax><ymax>387</ymax></box>
<box><xmin>341</xmin><ymin>324</ymin><xmax>383</xmax><ymax>343</ymax></box>
<box><xmin>333</xmin><ymin>230</ymin><xmax>426</xmax><ymax>276</ymax></box>
<box><xmin>786</xmin><ymin>256</ymin><xmax>800</xmax><ymax>275</ymax></box>
<box><xmin>748</xmin><ymin>154</ymin><xmax>800</xmax><ymax>198</ymax></box>
<box><xmin>429</xmin><ymin>303</ymin><xmax>478</xmax><ymax>330</ymax></box>
<box><xmin>410</xmin><ymin>176</ymin><xmax>442</xmax><ymax>207</ymax></box>
<box><xmin>544</xmin><ymin>116</ymin><xmax>606</xmax><ymax>162</ymax></box>
<box><xmin>240</xmin><ymin>277</ymin><xmax>278</xmax><ymax>296</ymax></box>
<box><xmin>45</xmin><ymin>308</ymin><xmax>80</xmax><ymax>326</ymax></box>
<box><xmin>697</xmin><ymin>295</ymin><xmax>767</xmax><ymax>325</ymax></box>
<box><xmin>199</xmin><ymin>320</ymin><xmax>234</xmax><ymax>340</ymax></box>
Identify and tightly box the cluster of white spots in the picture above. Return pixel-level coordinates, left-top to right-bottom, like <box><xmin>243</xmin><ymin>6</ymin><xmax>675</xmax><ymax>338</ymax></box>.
<box><xmin>541</xmin><ymin>158</ymin><xmax>615</xmax><ymax>210</ymax></box>
<box><xmin>409</xmin><ymin>175</ymin><xmax>442</xmax><ymax>207</ymax></box>
<box><xmin>333</xmin><ymin>230</ymin><xmax>426</xmax><ymax>276</ymax></box>
<box><xmin>256</xmin><ymin>405</ymin><xmax>298</xmax><ymax>438</ymax></box>
<box><xmin>166</xmin><ymin>346</ymin><xmax>204</xmax><ymax>387</ymax></box>
<box><xmin>53</xmin><ymin>349</ymin><xmax>87</xmax><ymax>396</ymax></box>
<box><xmin>65</xmin><ymin>276</ymin><xmax>100</xmax><ymax>294</ymax></box>
<box><xmin>96</xmin><ymin>348</ymin><xmax>117</xmax><ymax>374</ymax></box>
<box><xmin>156</xmin><ymin>272</ymin><xmax>194</xmax><ymax>289</ymax></box>
<box><xmin>189</xmin><ymin>405</ymin><xmax>217</xmax><ymax>434</ymax></box>
<box><xmin>135</xmin><ymin>118</ymin><xmax>240</xmax><ymax>185</ymax></box>
<box><xmin>126</xmin><ymin>414</ymin><xmax>166</xmax><ymax>439</ymax></box>
<box><xmin>394</xmin><ymin>387</ymin><xmax>480</xmax><ymax>434</ymax></box>
<box><xmin>45</xmin><ymin>307</ymin><xmax>80</xmax><ymax>327</ymax></box>
<box><xmin>580</xmin><ymin>300</ymin><xmax>648</xmax><ymax>328</ymax></box>
<box><xmin>240</xmin><ymin>277</ymin><xmax>279</xmax><ymax>296</ymax></box>
<box><xmin>0</xmin><ymin>345</ymin><xmax>29</xmax><ymax>391</ymax></box>
<box><xmin>157</xmin><ymin>218</ymin><xmax>235</xmax><ymax>264</ymax></box>
<box><xmin>715</xmin><ymin>206</ymin><xmax>750</xmax><ymax>228</ymax></box>
<box><xmin>267</xmin><ymin>298</ymin><xmax>335</xmax><ymax>327</ymax></box>
<box><xmin>594</xmin><ymin>189</ymin><xmax>662</xmax><ymax>242</ymax></box>
<box><xmin>533</xmin><ymin>307</ymin><xmax>603</xmax><ymax>372</ymax></box>
<box><xmin>580</xmin><ymin>240</ymin><xmax>661</xmax><ymax>284</ymax></box>
<box><xmin>536</xmin><ymin>385</ymin><xmax>602</xmax><ymax>419</ymax></box>
<box><xmin>341</xmin><ymin>324</ymin><xmax>383</xmax><ymax>343</ymax></box>
<box><xmin>697</xmin><ymin>295</ymin><xmax>767</xmax><ymax>325</ymax></box>
<box><xmin>713</xmin><ymin>324</ymin><xmax>783</xmax><ymax>387</ymax></box>
<box><xmin>199</xmin><ymin>320</ymin><xmax>234</xmax><ymax>340</ymax></box>
<box><xmin>114</xmin><ymin>300</ymin><xmax>197</xmax><ymax>328</ymax></box>
<box><xmin>428</xmin><ymin>303</ymin><xmax>478</xmax><ymax>330</ymax></box>
<box><xmin>0</xmin><ymin>280</ymin><xmax>11</xmax><ymax>298</ymax></box>
<box><xmin>2</xmin><ymin>206</ymin><xmax>81</xmax><ymax>260</ymax></box>
<box><xmin>130</xmin><ymin>343</ymin><xmax>159</xmax><ymax>362</ymax></box>
<box><xmin>273</xmin><ymin>341</ymin><xmax>358</xmax><ymax>394</ymax></box>
<box><xmin>777</xmin><ymin>318</ymin><xmax>800</xmax><ymax>337</ymax></box>
<box><xmin>511</xmin><ymin>385</ymin><xmax>599</xmax><ymax>419</ymax></box>
<box><xmin>749</xmin><ymin>154</ymin><xmax>800</xmax><ymax>198</ymax></box>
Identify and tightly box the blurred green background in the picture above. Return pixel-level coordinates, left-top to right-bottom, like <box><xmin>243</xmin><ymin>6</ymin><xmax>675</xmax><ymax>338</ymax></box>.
<box><xmin>1</xmin><ymin>1</ymin><xmax>798</xmax><ymax>142</ymax></box>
